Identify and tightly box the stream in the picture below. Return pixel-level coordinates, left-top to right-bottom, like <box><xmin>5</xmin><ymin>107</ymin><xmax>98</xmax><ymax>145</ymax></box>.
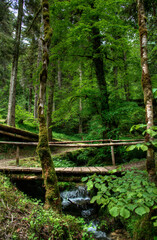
<box><xmin>13</xmin><ymin>179</ymin><xmax>111</xmax><ymax>239</ymax></box>
<box><xmin>60</xmin><ymin>185</ymin><xmax>111</xmax><ymax>240</ymax></box>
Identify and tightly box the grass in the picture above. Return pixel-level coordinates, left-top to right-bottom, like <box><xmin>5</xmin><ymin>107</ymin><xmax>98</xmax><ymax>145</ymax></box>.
<box><xmin>9</xmin><ymin>155</ymin><xmax>77</xmax><ymax>168</ymax></box>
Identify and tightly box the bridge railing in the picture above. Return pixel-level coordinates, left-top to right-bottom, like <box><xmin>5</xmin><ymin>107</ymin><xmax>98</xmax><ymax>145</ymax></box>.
<box><xmin>0</xmin><ymin>139</ymin><xmax>144</xmax><ymax>166</ymax></box>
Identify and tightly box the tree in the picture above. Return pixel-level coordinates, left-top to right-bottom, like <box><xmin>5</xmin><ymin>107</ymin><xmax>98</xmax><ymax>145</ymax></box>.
<box><xmin>137</xmin><ymin>0</ymin><xmax>157</xmax><ymax>183</ymax></box>
<box><xmin>37</xmin><ymin>0</ymin><xmax>61</xmax><ymax>211</ymax></box>
<box><xmin>7</xmin><ymin>0</ymin><xmax>23</xmax><ymax>126</ymax></box>
<box><xmin>47</xmin><ymin>63</ymin><xmax>56</xmax><ymax>141</ymax></box>
<box><xmin>0</xmin><ymin>0</ymin><xmax>14</xmax><ymax>118</ymax></box>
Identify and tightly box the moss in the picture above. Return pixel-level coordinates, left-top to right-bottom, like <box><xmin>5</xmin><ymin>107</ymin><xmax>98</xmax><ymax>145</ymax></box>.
<box><xmin>40</xmin><ymin>68</ymin><xmax>47</xmax><ymax>83</ymax></box>
<box><xmin>45</xmin><ymin>28</ymin><xmax>52</xmax><ymax>43</ymax></box>
<box><xmin>42</xmin><ymin>0</ymin><xmax>49</xmax><ymax>9</ymax></box>
<box><xmin>37</xmin><ymin>111</ymin><xmax>61</xmax><ymax>212</ymax></box>
<box><xmin>43</xmin><ymin>11</ymin><xmax>49</xmax><ymax>20</ymax></box>
<box><xmin>43</xmin><ymin>50</ymin><xmax>49</xmax><ymax>62</ymax></box>
<box><xmin>133</xmin><ymin>213</ymin><xmax>157</xmax><ymax>240</ymax></box>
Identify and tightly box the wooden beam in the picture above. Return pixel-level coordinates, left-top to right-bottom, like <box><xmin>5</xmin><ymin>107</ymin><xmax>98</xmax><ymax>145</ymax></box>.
<box><xmin>49</xmin><ymin>141</ymin><xmax>144</xmax><ymax>147</ymax></box>
<box><xmin>49</xmin><ymin>139</ymin><xmax>144</xmax><ymax>144</ymax></box>
<box><xmin>0</xmin><ymin>130</ymin><xmax>37</xmax><ymax>142</ymax></box>
<box><xmin>0</xmin><ymin>141</ymin><xmax>144</xmax><ymax>147</ymax></box>
<box><xmin>0</xmin><ymin>123</ymin><xmax>38</xmax><ymax>140</ymax></box>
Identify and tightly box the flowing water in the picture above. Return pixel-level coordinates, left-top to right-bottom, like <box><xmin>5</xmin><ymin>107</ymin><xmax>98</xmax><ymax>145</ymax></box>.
<box><xmin>60</xmin><ymin>185</ymin><xmax>111</xmax><ymax>240</ymax></box>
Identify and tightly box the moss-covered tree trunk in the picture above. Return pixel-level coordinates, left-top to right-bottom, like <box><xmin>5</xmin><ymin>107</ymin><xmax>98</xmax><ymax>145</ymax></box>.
<box><xmin>37</xmin><ymin>0</ymin><xmax>61</xmax><ymax>211</ymax></box>
<box><xmin>137</xmin><ymin>0</ymin><xmax>157</xmax><ymax>184</ymax></box>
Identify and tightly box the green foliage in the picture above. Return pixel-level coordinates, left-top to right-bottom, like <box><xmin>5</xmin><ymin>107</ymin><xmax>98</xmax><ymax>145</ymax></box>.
<box><xmin>15</xmin><ymin>105</ymin><xmax>39</xmax><ymax>133</ymax></box>
<box><xmin>153</xmin><ymin>88</ymin><xmax>157</xmax><ymax>99</ymax></box>
<box><xmin>53</xmin><ymin>155</ymin><xmax>76</xmax><ymax>168</ymax></box>
<box><xmin>82</xmin><ymin>170</ymin><xmax>157</xmax><ymax>221</ymax></box>
<box><xmin>0</xmin><ymin>173</ymin><xmax>91</xmax><ymax>240</ymax></box>
<box><xmin>127</xmin><ymin>125</ymin><xmax>157</xmax><ymax>151</ymax></box>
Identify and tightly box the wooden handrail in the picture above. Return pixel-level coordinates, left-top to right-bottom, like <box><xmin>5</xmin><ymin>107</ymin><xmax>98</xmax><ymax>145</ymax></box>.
<box><xmin>0</xmin><ymin>140</ymin><xmax>145</xmax><ymax>167</ymax></box>
<box><xmin>0</xmin><ymin>139</ymin><xmax>144</xmax><ymax>146</ymax></box>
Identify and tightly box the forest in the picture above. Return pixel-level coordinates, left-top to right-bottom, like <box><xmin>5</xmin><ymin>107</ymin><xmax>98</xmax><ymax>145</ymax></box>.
<box><xmin>0</xmin><ymin>0</ymin><xmax>157</xmax><ymax>239</ymax></box>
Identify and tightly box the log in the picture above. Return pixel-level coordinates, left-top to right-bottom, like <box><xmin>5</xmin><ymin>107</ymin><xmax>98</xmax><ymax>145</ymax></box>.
<box><xmin>48</xmin><ymin>141</ymin><xmax>144</xmax><ymax>147</ymax></box>
<box><xmin>0</xmin><ymin>123</ymin><xmax>38</xmax><ymax>141</ymax></box>
<box><xmin>49</xmin><ymin>139</ymin><xmax>144</xmax><ymax>144</ymax></box>
<box><xmin>0</xmin><ymin>130</ymin><xmax>37</xmax><ymax>142</ymax></box>
<box><xmin>0</xmin><ymin>141</ymin><xmax>144</xmax><ymax>147</ymax></box>
<box><xmin>0</xmin><ymin>141</ymin><xmax>38</xmax><ymax>145</ymax></box>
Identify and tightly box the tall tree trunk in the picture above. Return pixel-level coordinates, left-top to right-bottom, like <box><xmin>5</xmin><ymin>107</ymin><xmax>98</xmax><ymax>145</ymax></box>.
<box><xmin>58</xmin><ymin>59</ymin><xmax>62</xmax><ymax>89</ymax></box>
<box><xmin>79</xmin><ymin>64</ymin><xmax>83</xmax><ymax>134</ymax></box>
<box><xmin>37</xmin><ymin>0</ymin><xmax>61</xmax><ymax>211</ymax></box>
<box><xmin>34</xmin><ymin>24</ymin><xmax>42</xmax><ymax>119</ymax></box>
<box><xmin>28</xmin><ymin>80</ymin><xmax>33</xmax><ymax>113</ymax></box>
<box><xmin>47</xmin><ymin>64</ymin><xmax>56</xmax><ymax>141</ymax></box>
<box><xmin>7</xmin><ymin>0</ymin><xmax>23</xmax><ymax>126</ymax></box>
<box><xmin>137</xmin><ymin>0</ymin><xmax>157</xmax><ymax>183</ymax></box>
<box><xmin>91</xmin><ymin>25</ymin><xmax>109</xmax><ymax>138</ymax></box>
<box><xmin>34</xmin><ymin>85</ymin><xmax>39</xmax><ymax>119</ymax></box>
<box><xmin>123</xmin><ymin>52</ymin><xmax>130</xmax><ymax>101</ymax></box>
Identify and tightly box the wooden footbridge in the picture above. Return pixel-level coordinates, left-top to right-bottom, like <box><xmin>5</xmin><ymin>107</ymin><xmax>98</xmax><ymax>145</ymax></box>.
<box><xmin>0</xmin><ymin>123</ymin><xmax>145</xmax><ymax>181</ymax></box>
<box><xmin>0</xmin><ymin>165</ymin><xmax>117</xmax><ymax>182</ymax></box>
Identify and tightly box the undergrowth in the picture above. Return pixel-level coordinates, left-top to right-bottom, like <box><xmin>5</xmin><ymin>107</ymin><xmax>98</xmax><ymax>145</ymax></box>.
<box><xmin>0</xmin><ymin>173</ymin><xmax>92</xmax><ymax>240</ymax></box>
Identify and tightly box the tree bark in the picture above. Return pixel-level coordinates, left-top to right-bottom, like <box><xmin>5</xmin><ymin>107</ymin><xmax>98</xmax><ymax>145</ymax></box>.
<box><xmin>34</xmin><ymin>24</ymin><xmax>42</xmax><ymax>119</ymax></box>
<box><xmin>123</xmin><ymin>52</ymin><xmax>130</xmax><ymax>101</ymax></box>
<box><xmin>37</xmin><ymin>0</ymin><xmax>61</xmax><ymax>211</ymax></box>
<box><xmin>7</xmin><ymin>0</ymin><xmax>23</xmax><ymax>126</ymax></box>
<box><xmin>91</xmin><ymin>25</ymin><xmax>109</xmax><ymax>138</ymax></box>
<box><xmin>79</xmin><ymin>64</ymin><xmax>83</xmax><ymax>134</ymax></box>
<box><xmin>28</xmin><ymin>81</ymin><xmax>33</xmax><ymax>113</ymax></box>
<box><xmin>47</xmin><ymin>64</ymin><xmax>56</xmax><ymax>141</ymax></box>
<box><xmin>137</xmin><ymin>0</ymin><xmax>157</xmax><ymax>183</ymax></box>
<box><xmin>91</xmin><ymin>26</ymin><xmax>109</xmax><ymax>114</ymax></box>
<box><xmin>57</xmin><ymin>59</ymin><xmax>62</xmax><ymax>89</ymax></box>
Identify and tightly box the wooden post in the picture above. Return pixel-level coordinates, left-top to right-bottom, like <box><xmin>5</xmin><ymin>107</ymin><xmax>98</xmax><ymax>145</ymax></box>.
<box><xmin>16</xmin><ymin>145</ymin><xmax>20</xmax><ymax>166</ymax></box>
<box><xmin>110</xmin><ymin>140</ymin><xmax>115</xmax><ymax>166</ymax></box>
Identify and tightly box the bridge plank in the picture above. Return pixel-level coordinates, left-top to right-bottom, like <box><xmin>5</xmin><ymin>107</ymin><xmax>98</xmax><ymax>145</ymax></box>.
<box><xmin>56</xmin><ymin>167</ymin><xmax>75</xmax><ymax>173</ymax></box>
<box><xmin>0</xmin><ymin>166</ymin><xmax>117</xmax><ymax>176</ymax></box>
<box><xmin>95</xmin><ymin>167</ymin><xmax>109</xmax><ymax>172</ymax></box>
<box><xmin>104</xmin><ymin>166</ymin><xmax>115</xmax><ymax>170</ymax></box>
<box><xmin>80</xmin><ymin>167</ymin><xmax>91</xmax><ymax>173</ymax></box>
<box><xmin>87</xmin><ymin>167</ymin><xmax>100</xmax><ymax>172</ymax></box>
<box><xmin>72</xmin><ymin>167</ymin><xmax>82</xmax><ymax>172</ymax></box>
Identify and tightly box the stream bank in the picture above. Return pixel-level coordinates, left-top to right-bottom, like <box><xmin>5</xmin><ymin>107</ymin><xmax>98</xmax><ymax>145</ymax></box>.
<box><xmin>11</xmin><ymin>178</ymin><xmax>132</xmax><ymax>240</ymax></box>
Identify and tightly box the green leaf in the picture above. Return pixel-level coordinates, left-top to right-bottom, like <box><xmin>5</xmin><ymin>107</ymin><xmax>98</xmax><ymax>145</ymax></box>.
<box><xmin>146</xmin><ymin>129</ymin><xmax>157</xmax><ymax>137</ymax></box>
<box><xmin>152</xmin><ymin>140</ymin><xmax>157</xmax><ymax>147</ymax></box>
<box><xmin>135</xmin><ymin>206</ymin><xmax>150</xmax><ymax>216</ymax></box>
<box><xmin>82</xmin><ymin>177</ymin><xmax>88</xmax><ymax>182</ymax></box>
<box><xmin>101</xmin><ymin>185</ymin><xmax>107</xmax><ymax>192</ymax></box>
<box><xmin>130</xmin><ymin>124</ymin><xmax>146</xmax><ymax>132</ymax></box>
<box><xmin>90</xmin><ymin>195</ymin><xmax>99</xmax><ymax>203</ymax></box>
<box><xmin>153</xmin><ymin>221</ymin><xmax>157</xmax><ymax>227</ymax></box>
<box><xmin>95</xmin><ymin>183</ymin><xmax>101</xmax><ymax>189</ymax></box>
<box><xmin>86</xmin><ymin>180</ymin><xmax>93</xmax><ymax>190</ymax></box>
<box><xmin>120</xmin><ymin>207</ymin><xmax>130</xmax><ymax>219</ymax></box>
<box><xmin>109</xmin><ymin>206</ymin><xmax>119</xmax><ymax>217</ymax></box>
<box><xmin>153</xmin><ymin>189</ymin><xmax>157</xmax><ymax>194</ymax></box>
<box><xmin>126</xmin><ymin>145</ymin><xmax>136</xmax><ymax>151</ymax></box>
<box><xmin>140</xmin><ymin>144</ymin><xmax>148</xmax><ymax>151</ymax></box>
<box><xmin>127</xmin><ymin>204</ymin><xmax>137</xmax><ymax>211</ymax></box>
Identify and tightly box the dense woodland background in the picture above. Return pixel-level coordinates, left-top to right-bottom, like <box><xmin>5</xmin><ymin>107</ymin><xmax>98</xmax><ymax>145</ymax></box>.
<box><xmin>0</xmin><ymin>1</ymin><xmax>157</xmax><ymax>239</ymax></box>
<box><xmin>0</xmin><ymin>0</ymin><xmax>157</xmax><ymax>140</ymax></box>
